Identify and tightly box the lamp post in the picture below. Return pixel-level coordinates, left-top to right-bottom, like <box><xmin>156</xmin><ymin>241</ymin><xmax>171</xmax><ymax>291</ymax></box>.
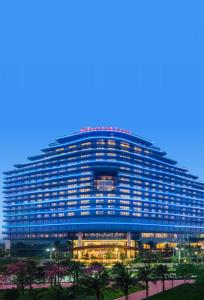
<box><xmin>46</xmin><ymin>248</ymin><xmax>56</xmax><ymax>260</ymax></box>
<box><xmin>175</xmin><ymin>247</ymin><xmax>184</xmax><ymax>264</ymax></box>
<box><xmin>195</xmin><ymin>251</ymin><xmax>199</xmax><ymax>264</ymax></box>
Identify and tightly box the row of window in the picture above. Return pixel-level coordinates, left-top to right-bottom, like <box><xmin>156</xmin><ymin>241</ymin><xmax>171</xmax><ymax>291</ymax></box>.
<box><xmin>6</xmin><ymin>179</ymin><xmax>203</xmax><ymax>198</ymax></box>
<box><xmin>5</xmin><ymin>160</ymin><xmax>203</xmax><ymax>195</ymax></box>
<box><xmin>5</xmin><ymin>209</ymin><xmax>204</xmax><ymax>222</ymax></box>
<box><xmin>5</xmin><ymin>185</ymin><xmax>204</xmax><ymax>209</ymax></box>
<box><xmin>5</xmin><ymin>139</ymin><xmax>154</xmax><ymax>175</ymax></box>
<box><xmin>3</xmin><ymin>142</ymin><xmax>199</xmax><ymax>183</ymax></box>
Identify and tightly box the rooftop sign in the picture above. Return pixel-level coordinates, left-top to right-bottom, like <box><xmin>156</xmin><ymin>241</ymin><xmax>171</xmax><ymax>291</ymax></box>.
<box><xmin>80</xmin><ymin>127</ymin><xmax>130</xmax><ymax>134</ymax></box>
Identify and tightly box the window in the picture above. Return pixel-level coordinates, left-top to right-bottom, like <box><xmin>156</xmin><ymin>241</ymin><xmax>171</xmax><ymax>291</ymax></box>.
<box><xmin>81</xmin><ymin>211</ymin><xmax>90</xmax><ymax>215</ymax></box>
<box><xmin>134</xmin><ymin>147</ymin><xmax>141</xmax><ymax>153</ymax></box>
<box><xmin>95</xmin><ymin>176</ymin><xmax>116</xmax><ymax>192</ymax></box>
<box><xmin>107</xmin><ymin>140</ymin><xmax>115</xmax><ymax>146</ymax></box>
<box><xmin>121</xmin><ymin>142</ymin><xmax>130</xmax><ymax>148</ymax></box>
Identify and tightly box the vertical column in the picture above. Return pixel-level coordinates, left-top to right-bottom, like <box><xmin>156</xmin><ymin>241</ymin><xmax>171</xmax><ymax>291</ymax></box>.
<box><xmin>77</xmin><ymin>232</ymin><xmax>82</xmax><ymax>259</ymax></box>
<box><xmin>5</xmin><ymin>240</ymin><xmax>11</xmax><ymax>256</ymax></box>
<box><xmin>127</xmin><ymin>232</ymin><xmax>131</xmax><ymax>247</ymax></box>
<box><xmin>127</xmin><ymin>232</ymin><xmax>131</xmax><ymax>258</ymax></box>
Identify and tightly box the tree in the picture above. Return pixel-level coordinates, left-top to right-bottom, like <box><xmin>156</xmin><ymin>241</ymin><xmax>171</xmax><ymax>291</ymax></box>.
<box><xmin>153</xmin><ymin>264</ymin><xmax>169</xmax><ymax>292</ymax></box>
<box><xmin>80</xmin><ymin>263</ymin><xmax>109</xmax><ymax>300</ymax></box>
<box><xmin>112</xmin><ymin>262</ymin><xmax>138</xmax><ymax>300</ymax></box>
<box><xmin>7</xmin><ymin>261</ymin><xmax>28</xmax><ymax>292</ymax></box>
<box><xmin>66</xmin><ymin>259</ymin><xmax>84</xmax><ymax>294</ymax></box>
<box><xmin>163</xmin><ymin>243</ymin><xmax>173</xmax><ymax>258</ymax></box>
<box><xmin>44</xmin><ymin>262</ymin><xmax>67</xmax><ymax>287</ymax></box>
<box><xmin>6</xmin><ymin>259</ymin><xmax>41</xmax><ymax>293</ymax></box>
<box><xmin>154</xmin><ymin>251</ymin><xmax>163</xmax><ymax>264</ymax></box>
<box><xmin>175</xmin><ymin>263</ymin><xmax>196</xmax><ymax>283</ymax></box>
<box><xmin>196</xmin><ymin>267</ymin><xmax>204</xmax><ymax>286</ymax></box>
<box><xmin>26</xmin><ymin>260</ymin><xmax>39</xmax><ymax>289</ymax></box>
<box><xmin>138</xmin><ymin>265</ymin><xmax>154</xmax><ymax>299</ymax></box>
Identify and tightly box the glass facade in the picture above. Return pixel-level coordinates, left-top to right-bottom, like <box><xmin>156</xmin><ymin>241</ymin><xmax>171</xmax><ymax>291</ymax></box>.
<box><xmin>3</xmin><ymin>127</ymin><xmax>204</xmax><ymax>248</ymax></box>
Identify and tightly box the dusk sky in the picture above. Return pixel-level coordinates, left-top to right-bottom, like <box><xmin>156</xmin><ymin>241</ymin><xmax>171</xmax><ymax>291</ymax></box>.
<box><xmin>0</xmin><ymin>1</ymin><xmax>204</xmax><ymax>236</ymax></box>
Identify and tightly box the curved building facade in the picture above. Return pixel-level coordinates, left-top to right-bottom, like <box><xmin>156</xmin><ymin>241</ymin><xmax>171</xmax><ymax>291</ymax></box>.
<box><xmin>3</xmin><ymin>127</ymin><xmax>204</xmax><ymax>258</ymax></box>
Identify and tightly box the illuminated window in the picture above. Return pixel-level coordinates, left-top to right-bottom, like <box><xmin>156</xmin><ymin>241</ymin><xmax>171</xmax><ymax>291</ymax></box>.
<box><xmin>144</xmin><ymin>150</ymin><xmax>150</xmax><ymax>155</ymax></box>
<box><xmin>95</xmin><ymin>176</ymin><xmax>115</xmax><ymax>192</ymax></box>
<box><xmin>81</xmin><ymin>211</ymin><xmax>90</xmax><ymax>215</ymax></box>
<box><xmin>81</xmin><ymin>142</ymin><xmax>91</xmax><ymax>147</ymax></box>
<box><xmin>67</xmin><ymin>212</ymin><xmax>75</xmax><ymax>216</ymax></box>
<box><xmin>68</xmin><ymin>189</ymin><xmax>77</xmax><ymax>194</ymax></box>
<box><xmin>120</xmin><ymin>206</ymin><xmax>129</xmax><ymax>210</ymax></box>
<box><xmin>80</xmin><ymin>205</ymin><xmax>90</xmax><ymax>209</ymax></box>
<box><xmin>107</xmin><ymin>140</ymin><xmax>116</xmax><ymax>146</ymax></box>
<box><xmin>96</xmin><ymin>153</ymin><xmax>104</xmax><ymax>156</ymax></box>
<box><xmin>96</xmin><ymin>139</ymin><xmax>105</xmax><ymax>145</ymax></box>
<box><xmin>56</xmin><ymin>148</ymin><xmax>64</xmax><ymax>152</ymax></box>
<box><xmin>108</xmin><ymin>211</ymin><xmax>115</xmax><ymax>215</ymax></box>
<box><xmin>133</xmin><ymin>213</ymin><xmax>141</xmax><ymax>217</ymax></box>
<box><xmin>81</xmin><ymin>166</ymin><xmax>89</xmax><ymax>169</ymax></box>
<box><xmin>80</xmin><ymin>188</ymin><xmax>90</xmax><ymax>192</ymax></box>
<box><xmin>96</xmin><ymin>199</ymin><xmax>104</xmax><ymax>203</ymax></box>
<box><xmin>120</xmin><ymin>200</ymin><xmax>130</xmax><ymax>204</ymax></box>
<box><xmin>120</xmin><ymin>189</ymin><xmax>130</xmax><ymax>193</ymax></box>
<box><xmin>108</xmin><ymin>199</ymin><xmax>115</xmax><ymax>203</ymax></box>
<box><xmin>67</xmin><ymin>201</ymin><xmax>77</xmax><ymax>205</ymax></box>
<box><xmin>121</xmin><ymin>142</ymin><xmax>130</xmax><ymax>148</ymax></box>
<box><xmin>80</xmin><ymin>177</ymin><xmax>91</xmax><ymax>181</ymax></box>
<box><xmin>134</xmin><ymin>147</ymin><xmax>141</xmax><ymax>153</ymax></box>
<box><xmin>120</xmin><ymin>211</ymin><xmax>129</xmax><ymax>216</ymax></box>
<box><xmin>108</xmin><ymin>153</ymin><xmax>116</xmax><ymax>156</ymax></box>
<box><xmin>81</xmin><ymin>200</ymin><xmax>90</xmax><ymax>204</ymax></box>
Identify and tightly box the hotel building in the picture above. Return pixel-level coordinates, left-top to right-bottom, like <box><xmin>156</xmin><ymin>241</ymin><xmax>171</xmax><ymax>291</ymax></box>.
<box><xmin>3</xmin><ymin>127</ymin><xmax>204</xmax><ymax>259</ymax></box>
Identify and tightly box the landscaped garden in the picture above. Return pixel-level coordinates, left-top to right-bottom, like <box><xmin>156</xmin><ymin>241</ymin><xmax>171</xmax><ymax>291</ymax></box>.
<box><xmin>1</xmin><ymin>243</ymin><xmax>204</xmax><ymax>299</ymax></box>
<box><xmin>0</xmin><ymin>257</ymin><xmax>203</xmax><ymax>300</ymax></box>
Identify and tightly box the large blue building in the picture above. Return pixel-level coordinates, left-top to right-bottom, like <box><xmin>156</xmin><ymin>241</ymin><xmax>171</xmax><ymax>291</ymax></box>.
<box><xmin>3</xmin><ymin>127</ymin><xmax>204</xmax><ymax>259</ymax></box>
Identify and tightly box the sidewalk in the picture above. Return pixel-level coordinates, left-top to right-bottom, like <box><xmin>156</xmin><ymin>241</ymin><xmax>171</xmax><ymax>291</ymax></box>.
<box><xmin>0</xmin><ymin>282</ymin><xmax>72</xmax><ymax>290</ymax></box>
<box><xmin>116</xmin><ymin>280</ymin><xmax>194</xmax><ymax>300</ymax></box>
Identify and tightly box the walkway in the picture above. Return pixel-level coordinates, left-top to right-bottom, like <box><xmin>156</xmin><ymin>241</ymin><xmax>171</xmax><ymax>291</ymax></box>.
<box><xmin>0</xmin><ymin>282</ymin><xmax>72</xmax><ymax>290</ymax></box>
<box><xmin>116</xmin><ymin>280</ymin><xmax>194</xmax><ymax>300</ymax></box>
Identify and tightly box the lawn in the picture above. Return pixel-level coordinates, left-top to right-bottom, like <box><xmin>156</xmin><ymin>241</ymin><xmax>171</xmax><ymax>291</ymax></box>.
<box><xmin>103</xmin><ymin>285</ymin><xmax>142</xmax><ymax>300</ymax></box>
<box><xmin>0</xmin><ymin>285</ymin><xmax>143</xmax><ymax>300</ymax></box>
<box><xmin>149</xmin><ymin>283</ymin><xmax>204</xmax><ymax>300</ymax></box>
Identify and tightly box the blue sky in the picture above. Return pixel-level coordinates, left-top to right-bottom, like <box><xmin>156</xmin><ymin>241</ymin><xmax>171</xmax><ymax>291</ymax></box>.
<box><xmin>0</xmin><ymin>1</ymin><xmax>204</xmax><ymax>236</ymax></box>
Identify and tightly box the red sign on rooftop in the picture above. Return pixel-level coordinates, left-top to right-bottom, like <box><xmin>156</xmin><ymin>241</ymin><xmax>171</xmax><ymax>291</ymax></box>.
<box><xmin>80</xmin><ymin>127</ymin><xmax>130</xmax><ymax>134</ymax></box>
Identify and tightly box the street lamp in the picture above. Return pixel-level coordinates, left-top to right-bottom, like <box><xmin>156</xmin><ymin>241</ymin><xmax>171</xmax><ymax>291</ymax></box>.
<box><xmin>46</xmin><ymin>248</ymin><xmax>56</xmax><ymax>260</ymax></box>
<box><xmin>175</xmin><ymin>247</ymin><xmax>184</xmax><ymax>264</ymax></box>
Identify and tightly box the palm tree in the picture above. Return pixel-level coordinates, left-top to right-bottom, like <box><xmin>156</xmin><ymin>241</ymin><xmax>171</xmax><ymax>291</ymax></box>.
<box><xmin>175</xmin><ymin>263</ymin><xmax>196</xmax><ymax>283</ymax></box>
<box><xmin>80</xmin><ymin>263</ymin><xmax>109</xmax><ymax>300</ymax></box>
<box><xmin>25</xmin><ymin>260</ymin><xmax>39</xmax><ymax>289</ymax></box>
<box><xmin>112</xmin><ymin>262</ymin><xmax>138</xmax><ymax>300</ymax></box>
<box><xmin>138</xmin><ymin>265</ymin><xmax>154</xmax><ymax>299</ymax></box>
<box><xmin>153</xmin><ymin>264</ymin><xmax>169</xmax><ymax>292</ymax></box>
<box><xmin>44</xmin><ymin>262</ymin><xmax>67</xmax><ymax>287</ymax></box>
<box><xmin>6</xmin><ymin>261</ymin><xmax>28</xmax><ymax>292</ymax></box>
<box><xmin>66</xmin><ymin>259</ymin><xmax>84</xmax><ymax>293</ymax></box>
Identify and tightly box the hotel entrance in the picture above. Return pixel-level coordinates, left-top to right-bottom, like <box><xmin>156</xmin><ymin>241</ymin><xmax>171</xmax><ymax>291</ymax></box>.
<box><xmin>73</xmin><ymin>233</ymin><xmax>137</xmax><ymax>261</ymax></box>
